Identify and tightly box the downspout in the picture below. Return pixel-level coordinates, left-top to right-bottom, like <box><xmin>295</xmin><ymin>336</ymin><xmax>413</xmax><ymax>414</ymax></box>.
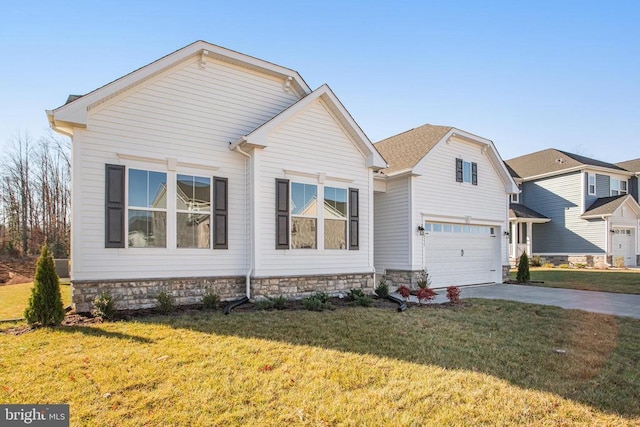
<box><xmin>603</xmin><ymin>215</ymin><xmax>611</xmax><ymax>267</ymax></box>
<box><xmin>224</xmin><ymin>143</ymin><xmax>252</xmax><ymax>314</ymax></box>
<box><xmin>234</xmin><ymin>144</ymin><xmax>253</xmax><ymax>299</ymax></box>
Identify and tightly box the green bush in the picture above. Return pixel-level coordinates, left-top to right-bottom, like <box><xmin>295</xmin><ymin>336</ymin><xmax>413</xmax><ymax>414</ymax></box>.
<box><xmin>375</xmin><ymin>276</ymin><xmax>389</xmax><ymax>298</ymax></box>
<box><xmin>531</xmin><ymin>255</ymin><xmax>542</xmax><ymax>267</ymax></box>
<box><xmin>348</xmin><ymin>288</ymin><xmax>366</xmax><ymax>300</ymax></box>
<box><xmin>574</xmin><ymin>263</ymin><xmax>587</xmax><ymax>269</ymax></box>
<box><xmin>542</xmin><ymin>263</ymin><xmax>555</xmax><ymax>268</ymax></box>
<box><xmin>302</xmin><ymin>292</ymin><xmax>333</xmax><ymax>311</ymax></box>
<box><xmin>516</xmin><ymin>252</ymin><xmax>530</xmax><ymax>283</ymax></box>
<box><xmin>202</xmin><ymin>287</ymin><xmax>220</xmax><ymax>310</ymax></box>
<box><xmin>558</xmin><ymin>263</ymin><xmax>570</xmax><ymax>269</ymax></box>
<box><xmin>354</xmin><ymin>295</ymin><xmax>373</xmax><ymax>307</ymax></box>
<box><xmin>255</xmin><ymin>298</ymin><xmax>275</xmax><ymax>310</ymax></box>
<box><xmin>92</xmin><ymin>291</ymin><xmax>118</xmax><ymax>320</ymax></box>
<box><xmin>270</xmin><ymin>296</ymin><xmax>287</xmax><ymax>310</ymax></box>
<box><xmin>156</xmin><ymin>291</ymin><xmax>176</xmax><ymax>314</ymax></box>
<box><xmin>24</xmin><ymin>246</ymin><xmax>65</xmax><ymax>327</ymax></box>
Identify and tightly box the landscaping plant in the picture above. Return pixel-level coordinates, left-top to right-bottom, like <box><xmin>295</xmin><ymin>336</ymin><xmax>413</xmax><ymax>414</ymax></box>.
<box><xmin>155</xmin><ymin>291</ymin><xmax>176</xmax><ymax>314</ymax></box>
<box><xmin>516</xmin><ymin>251</ymin><xmax>530</xmax><ymax>283</ymax></box>
<box><xmin>201</xmin><ymin>287</ymin><xmax>220</xmax><ymax>310</ymax></box>
<box><xmin>302</xmin><ymin>292</ymin><xmax>333</xmax><ymax>311</ymax></box>
<box><xmin>24</xmin><ymin>245</ymin><xmax>65</xmax><ymax>327</ymax></box>
<box><xmin>374</xmin><ymin>276</ymin><xmax>389</xmax><ymax>298</ymax></box>
<box><xmin>416</xmin><ymin>287</ymin><xmax>436</xmax><ymax>304</ymax></box>
<box><xmin>446</xmin><ymin>286</ymin><xmax>461</xmax><ymax>304</ymax></box>
<box><xmin>416</xmin><ymin>269</ymin><xmax>431</xmax><ymax>289</ymax></box>
<box><xmin>92</xmin><ymin>291</ymin><xmax>118</xmax><ymax>320</ymax></box>
<box><xmin>397</xmin><ymin>285</ymin><xmax>411</xmax><ymax>301</ymax></box>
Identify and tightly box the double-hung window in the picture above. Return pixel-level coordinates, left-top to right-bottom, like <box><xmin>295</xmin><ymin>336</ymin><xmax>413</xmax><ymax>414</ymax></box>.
<box><xmin>324</xmin><ymin>186</ymin><xmax>347</xmax><ymax>249</ymax></box>
<box><xmin>455</xmin><ymin>158</ymin><xmax>478</xmax><ymax>185</ymax></box>
<box><xmin>611</xmin><ymin>179</ymin><xmax>627</xmax><ymax>196</ymax></box>
<box><xmin>291</xmin><ymin>183</ymin><xmax>318</xmax><ymax>249</ymax></box>
<box><xmin>128</xmin><ymin>169</ymin><xmax>167</xmax><ymax>248</ymax></box>
<box><xmin>176</xmin><ymin>174</ymin><xmax>211</xmax><ymax>249</ymax></box>
<box><xmin>588</xmin><ymin>173</ymin><xmax>596</xmax><ymax>195</ymax></box>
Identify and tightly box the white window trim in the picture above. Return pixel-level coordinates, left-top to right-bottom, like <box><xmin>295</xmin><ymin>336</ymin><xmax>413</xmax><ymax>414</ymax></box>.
<box><xmin>126</xmin><ymin>167</ymin><xmax>170</xmax><ymax>249</ymax></box>
<box><xmin>510</xmin><ymin>193</ymin><xmax>519</xmax><ymax>203</ymax></box>
<box><xmin>588</xmin><ymin>173</ymin><xmax>596</xmax><ymax>196</ymax></box>
<box><xmin>323</xmin><ymin>185</ymin><xmax>348</xmax><ymax>250</ymax></box>
<box><xmin>175</xmin><ymin>174</ymin><xmax>213</xmax><ymax>249</ymax></box>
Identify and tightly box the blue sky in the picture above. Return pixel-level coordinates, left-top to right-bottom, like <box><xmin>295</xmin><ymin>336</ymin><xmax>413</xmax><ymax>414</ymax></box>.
<box><xmin>1</xmin><ymin>1</ymin><xmax>638</xmax><ymax>163</ymax></box>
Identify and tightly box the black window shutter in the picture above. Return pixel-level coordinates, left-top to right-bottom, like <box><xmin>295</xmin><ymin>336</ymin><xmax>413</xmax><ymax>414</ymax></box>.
<box><xmin>471</xmin><ymin>162</ymin><xmax>478</xmax><ymax>185</ymax></box>
<box><xmin>105</xmin><ymin>164</ymin><xmax>125</xmax><ymax>248</ymax></box>
<box><xmin>213</xmin><ymin>177</ymin><xmax>228</xmax><ymax>249</ymax></box>
<box><xmin>455</xmin><ymin>158</ymin><xmax>463</xmax><ymax>182</ymax></box>
<box><xmin>349</xmin><ymin>188</ymin><xmax>359</xmax><ymax>250</ymax></box>
<box><xmin>275</xmin><ymin>179</ymin><xmax>290</xmax><ymax>249</ymax></box>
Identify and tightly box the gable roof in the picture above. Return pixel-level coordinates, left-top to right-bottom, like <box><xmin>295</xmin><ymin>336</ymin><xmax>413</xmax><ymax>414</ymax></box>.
<box><xmin>616</xmin><ymin>158</ymin><xmax>640</xmax><ymax>173</ymax></box>
<box><xmin>231</xmin><ymin>84</ymin><xmax>387</xmax><ymax>170</ymax></box>
<box><xmin>47</xmin><ymin>40</ymin><xmax>311</xmax><ymax>136</ymax></box>
<box><xmin>509</xmin><ymin>203</ymin><xmax>550</xmax><ymax>221</ymax></box>
<box><xmin>581</xmin><ymin>195</ymin><xmax>640</xmax><ymax>218</ymax></box>
<box><xmin>374</xmin><ymin>124</ymin><xmax>518</xmax><ymax>193</ymax></box>
<box><xmin>506</xmin><ymin>148</ymin><xmax>627</xmax><ymax>180</ymax></box>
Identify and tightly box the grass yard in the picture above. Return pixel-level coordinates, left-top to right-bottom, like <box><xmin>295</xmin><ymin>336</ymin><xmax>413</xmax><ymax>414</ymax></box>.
<box><xmin>1</xmin><ymin>300</ymin><xmax>639</xmax><ymax>426</ymax></box>
<box><xmin>0</xmin><ymin>282</ymin><xmax>72</xmax><ymax>320</ymax></box>
<box><xmin>510</xmin><ymin>268</ymin><xmax>640</xmax><ymax>294</ymax></box>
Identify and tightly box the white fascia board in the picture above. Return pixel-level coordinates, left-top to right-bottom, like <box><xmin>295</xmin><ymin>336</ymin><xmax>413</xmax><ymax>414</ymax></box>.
<box><xmin>509</xmin><ymin>218</ymin><xmax>551</xmax><ymax>224</ymax></box>
<box><xmin>234</xmin><ymin>84</ymin><xmax>388</xmax><ymax>170</ymax></box>
<box><xmin>48</xmin><ymin>40</ymin><xmax>311</xmax><ymax>131</ymax></box>
<box><xmin>520</xmin><ymin>165</ymin><xmax>634</xmax><ymax>183</ymax></box>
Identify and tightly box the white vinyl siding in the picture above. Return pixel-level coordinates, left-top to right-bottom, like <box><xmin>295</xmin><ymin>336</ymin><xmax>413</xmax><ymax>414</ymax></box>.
<box><xmin>374</xmin><ymin>176</ymin><xmax>412</xmax><ymax>272</ymax></box>
<box><xmin>256</xmin><ymin>99</ymin><xmax>373</xmax><ymax>276</ymax></box>
<box><xmin>71</xmin><ymin>56</ymin><xmax>300</xmax><ymax>280</ymax></box>
<box><xmin>411</xmin><ymin>138</ymin><xmax>508</xmax><ymax>283</ymax></box>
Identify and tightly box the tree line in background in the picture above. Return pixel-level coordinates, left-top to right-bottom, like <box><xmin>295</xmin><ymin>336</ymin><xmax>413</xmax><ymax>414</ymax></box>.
<box><xmin>0</xmin><ymin>131</ymin><xmax>71</xmax><ymax>258</ymax></box>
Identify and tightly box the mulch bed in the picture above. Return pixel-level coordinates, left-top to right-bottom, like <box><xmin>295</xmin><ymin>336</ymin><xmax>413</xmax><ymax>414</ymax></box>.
<box><xmin>2</xmin><ymin>297</ymin><xmax>469</xmax><ymax>336</ymax></box>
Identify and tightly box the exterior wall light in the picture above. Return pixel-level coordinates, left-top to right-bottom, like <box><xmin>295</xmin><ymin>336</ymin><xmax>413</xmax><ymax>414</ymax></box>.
<box><xmin>417</xmin><ymin>225</ymin><xmax>425</xmax><ymax>235</ymax></box>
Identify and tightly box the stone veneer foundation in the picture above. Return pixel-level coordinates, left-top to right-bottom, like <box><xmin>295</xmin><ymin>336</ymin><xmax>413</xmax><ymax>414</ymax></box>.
<box><xmin>530</xmin><ymin>255</ymin><xmax>607</xmax><ymax>267</ymax></box>
<box><xmin>384</xmin><ymin>267</ymin><xmax>510</xmax><ymax>289</ymax></box>
<box><xmin>72</xmin><ymin>272</ymin><xmax>375</xmax><ymax>313</ymax></box>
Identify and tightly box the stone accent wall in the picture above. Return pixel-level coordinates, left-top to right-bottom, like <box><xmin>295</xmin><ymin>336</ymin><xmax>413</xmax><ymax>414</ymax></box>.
<box><xmin>251</xmin><ymin>272</ymin><xmax>374</xmax><ymax>299</ymax></box>
<box><xmin>533</xmin><ymin>254</ymin><xmax>607</xmax><ymax>267</ymax></box>
<box><xmin>72</xmin><ymin>276</ymin><xmax>246</xmax><ymax>313</ymax></box>
<box><xmin>384</xmin><ymin>269</ymin><xmax>424</xmax><ymax>290</ymax></box>
<box><xmin>72</xmin><ymin>272</ymin><xmax>374</xmax><ymax>313</ymax></box>
<box><xmin>501</xmin><ymin>265</ymin><xmax>510</xmax><ymax>282</ymax></box>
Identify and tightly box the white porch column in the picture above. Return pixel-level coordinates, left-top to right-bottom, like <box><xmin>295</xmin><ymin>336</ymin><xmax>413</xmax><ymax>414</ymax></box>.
<box><xmin>510</xmin><ymin>221</ymin><xmax>517</xmax><ymax>259</ymax></box>
<box><xmin>526</xmin><ymin>222</ymin><xmax>533</xmax><ymax>256</ymax></box>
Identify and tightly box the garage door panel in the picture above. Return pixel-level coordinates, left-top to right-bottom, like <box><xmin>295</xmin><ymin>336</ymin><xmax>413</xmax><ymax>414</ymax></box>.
<box><xmin>424</xmin><ymin>222</ymin><xmax>499</xmax><ymax>286</ymax></box>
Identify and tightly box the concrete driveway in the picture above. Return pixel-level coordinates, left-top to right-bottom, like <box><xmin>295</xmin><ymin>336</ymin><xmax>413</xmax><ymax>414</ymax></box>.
<box><xmin>402</xmin><ymin>284</ymin><xmax>640</xmax><ymax>319</ymax></box>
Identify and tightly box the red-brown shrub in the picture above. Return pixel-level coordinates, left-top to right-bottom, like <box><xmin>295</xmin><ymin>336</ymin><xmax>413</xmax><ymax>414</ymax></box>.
<box><xmin>397</xmin><ymin>285</ymin><xmax>411</xmax><ymax>300</ymax></box>
<box><xmin>446</xmin><ymin>286</ymin><xmax>461</xmax><ymax>304</ymax></box>
<box><xmin>416</xmin><ymin>287</ymin><xmax>436</xmax><ymax>304</ymax></box>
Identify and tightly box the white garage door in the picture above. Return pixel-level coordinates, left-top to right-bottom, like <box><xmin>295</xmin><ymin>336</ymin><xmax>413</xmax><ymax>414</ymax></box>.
<box><xmin>423</xmin><ymin>222</ymin><xmax>499</xmax><ymax>287</ymax></box>
<box><xmin>612</xmin><ymin>228</ymin><xmax>636</xmax><ymax>267</ymax></box>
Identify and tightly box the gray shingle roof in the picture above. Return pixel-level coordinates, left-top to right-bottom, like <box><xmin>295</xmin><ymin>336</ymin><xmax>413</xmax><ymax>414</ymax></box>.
<box><xmin>582</xmin><ymin>195</ymin><xmax>627</xmax><ymax>217</ymax></box>
<box><xmin>374</xmin><ymin>124</ymin><xmax>452</xmax><ymax>175</ymax></box>
<box><xmin>506</xmin><ymin>148</ymin><xmax>626</xmax><ymax>179</ymax></box>
<box><xmin>509</xmin><ymin>203</ymin><xmax>549</xmax><ymax>220</ymax></box>
<box><xmin>616</xmin><ymin>158</ymin><xmax>640</xmax><ymax>173</ymax></box>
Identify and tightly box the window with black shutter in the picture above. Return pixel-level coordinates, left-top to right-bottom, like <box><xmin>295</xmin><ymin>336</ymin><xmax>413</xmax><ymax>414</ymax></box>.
<box><xmin>348</xmin><ymin>188</ymin><xmax>359</xmax><ymax>250</ymax></box>
<box><xmin>213</xmin><ymin>177</ymin><xmax>228</xmax><ymax>249</ymax></box>
<box><xmin>105</xmin><ymin>164</ymin><xmax>125</xmax><ymax>248</ymax></box>
<box><xmin>275</xmin><ymin>178</ymin><xmax>290</xmax><ymax>249</ymax></box>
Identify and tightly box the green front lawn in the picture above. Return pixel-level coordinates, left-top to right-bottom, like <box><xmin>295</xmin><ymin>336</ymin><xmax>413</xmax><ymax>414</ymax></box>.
<box><xmin>0</xmin><ymin>282</ymin><xmax>71</xmax><ymax>320</ymax></box>
<box><xmin>2</xmin><ymin>300</ymin><xmax>639</xmax><ymax>425</ymax></box>
<box><xmin>510</xmin><ymin>268</ymin><xmax>640</xmax><ymax>294</ymax></box>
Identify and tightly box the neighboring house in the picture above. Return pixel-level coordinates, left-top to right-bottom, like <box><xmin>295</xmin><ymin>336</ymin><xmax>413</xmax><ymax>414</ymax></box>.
<box><xmin>46</xmin><ymin>41</ymin><xmax>386</xmax><ymax>312</ymax></box>
<box><xmin>373</xmin><ymin>124</ymin><xmax>518</xmax><ymax>288</ymax></box>
<box><xmin>506</xmin><ymin>149</ymin><xmax>640</xmax><ymax>267</ymax></box>
<box><xmin>616</xmin><ymin>158</ymin><xmax>640</xmax><ymax>203</ymax></box>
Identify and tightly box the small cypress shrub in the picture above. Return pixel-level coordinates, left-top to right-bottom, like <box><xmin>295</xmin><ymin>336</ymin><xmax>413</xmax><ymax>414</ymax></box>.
<box><xmin>375</xmin><ymin>276</ymin><xmax>389</xmax><ymax>298</ymax></box>
<box><xmin>302</xmin><ymin>292</ymin><xmax>333</xmax><ymax>311</ymax></box>
<box><xmin>516</xmin><ymin>252</ymin><xmax>530</xmax><ymax>283</ymax></box>
<box><xmin>255</xmin><ymin>298</ymin><xmax>275</xmax><ymax>310</ymax></box>
<box><xmin>348</xmin><ymin>288</ymin><xmax>366</xmax><ymax>300</ymax></box>
<box><xmin>270</xmin><ymin>295</ymin><xmax>287</xmax><ymax>310</ymax></box>
<box><xmin>24</xmin><ymin>246</ymin><xmax>65</xmax><ymax>327</ymax></box>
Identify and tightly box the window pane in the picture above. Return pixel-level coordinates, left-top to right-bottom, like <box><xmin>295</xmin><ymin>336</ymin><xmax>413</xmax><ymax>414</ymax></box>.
<box><xmin>443</xmin><ymin>224</ymin><xmax>452</xmax><ymax>232</ymax></box>
<box><xmin>453</xmin><ymin>225</ymin><xmax>461</xmax><ymax>233</ymax></box>
<box><xmin>177</xmin><ymin>174</ymin><xmax>211</xmax><ymax>212</ymax></box>
<box><xmin>291</xmin><ymin>217</ymin><xmax>316</xmax><ymax>249</ymax></box>
<box><xmin>291</xmin><ymin>183</ymin><xmax>317</xmax><ymax>216</ymax></box>
<box><xmin>463</xmin><ymin>225</ymin><xmax>470</xmax><ymax>233</ymax></box>
<box><xmin>128</xmin><ymin>210</ymin><xmax>166</xmax><ymax>247</ymax></box>
<box><xmin>433</xmin><ymin>224</ymin><xmax>442</xmax><ymax>232</ymax></box>
<box><xmin>463</xmin><ymin>162</ymin><xmax>471</xmax><ymax>183</ymax></box>
<box><xmin>129</xmin><ymin>169</ymin><xmax>167</xmax><ymax>208</ymax></box>
<box><xmin>177</xmin><ymin>213</ymin><xmax>210</xmax><ymax>248</ymax></box>
<box><xmin>325</xmin><ymin>219</ymin><xmax>346</xmax><ymax>249</ymax></box>
<box><xmin>324</xmin><ymin>187</ymin><xmax>347</xmax><ymax>219</ymax></box>
<box><xmin>424</xmin><ymin>223</ymin><xmax>431</xmax><ymax>232</ymax></box>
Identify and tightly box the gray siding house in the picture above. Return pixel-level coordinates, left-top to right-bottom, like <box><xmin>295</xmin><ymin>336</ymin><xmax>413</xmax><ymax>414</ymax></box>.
<box><xmin>506</xmin><ymin>149</ymin><xmax>640</xmax><ymax>267</ymax></box>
